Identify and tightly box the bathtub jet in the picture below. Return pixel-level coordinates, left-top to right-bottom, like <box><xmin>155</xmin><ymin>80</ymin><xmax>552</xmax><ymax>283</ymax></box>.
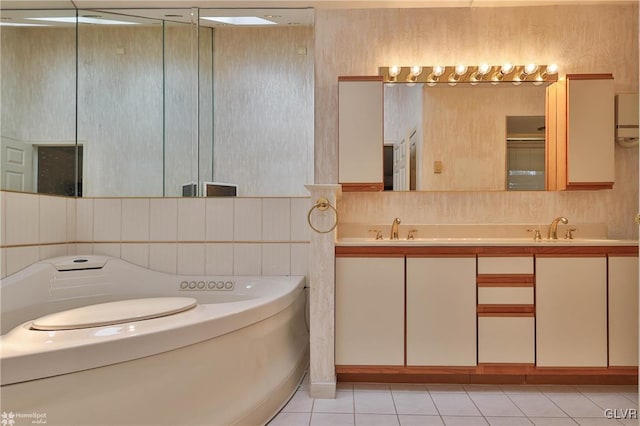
<box><xmin>1</xmin><ymin>255</ymin><xmax>309</xmax><ymax>426</ymax></box>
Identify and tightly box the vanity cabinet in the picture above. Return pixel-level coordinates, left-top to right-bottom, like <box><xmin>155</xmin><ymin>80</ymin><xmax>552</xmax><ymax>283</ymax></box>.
<box><xmin>335</xmin><ymin>256</ymin><xmax>404</xmax><ymax>365</ymax></box>
<box><xmin>335</xmin><ymin>245</ymin><xmax>636</xmax><ymax>384</ymax></box>
<box><xmin>338</xmin><ymin>77</ymin><xmax>384</xmax><ymax>192</ymax></box>
<box><xmin>535</xmin><ymin>256</ymin><xmax>608</xmax><ymax>367</ymax></box>
<box><xmin>547</xmin><ymin>74</ymin><xmax>615</xmax><ymax>190</ymax></box>
<box><xmin>406</xmin><ymin>256</ymin><xmax>476</xmax><ymax>366</ymax></box>
<box><xmin>608</xmin><ymin>256</ymin><xmax>639</xmax><ymax>366</ymax></box>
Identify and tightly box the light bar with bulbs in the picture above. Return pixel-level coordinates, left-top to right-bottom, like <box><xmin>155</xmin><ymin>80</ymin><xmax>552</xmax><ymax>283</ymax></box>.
<box><xmin>379</xmin><ymin>64</ymin><xmax>559</xmax><ymax>85</ymax></box>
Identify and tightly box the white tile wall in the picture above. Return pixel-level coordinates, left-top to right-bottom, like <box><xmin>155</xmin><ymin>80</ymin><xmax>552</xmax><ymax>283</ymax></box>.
<box><xmin>149</xmin><ymin>198</ymin><xmax>178</xmax><ymax>241</ymax></box>
<box><xmin>121</xmin><ymin>243</ymin><xmax>149</xmax><ymax>268</ymax></box>
<box><xmin>76</xmin><ymin>198</ymin><xmax>93</xmax><ymax>241</ymax></box>
<box><xmin>66</xmin><ymin>198</ymin><xmax>76</xmax><ymax>242</ymax></box>
<box><xmin>5</xmin><ymin>192</ymin><xmax>39</xmax><ymax>245</ymax></box>
<box><xmin>234</xmin><ymin>198</ymin><xmax>262</xmax><ymax>241</ymax></box>
<box><xmin>205</xmin><ymin>198</ymin><xmax>234</xmax><ymax>241</ymax></box>
<box><xmin>2</xmin><ymin>192</ymin><xmax>310</xmax><ymax>277</ymax></box>
<box><xmin>149</xmin><ymin>243</ymin><xmax>177</xmax><ymax>274</ymax></box>
<box><xmin>177</xmin><ymin>198</ymin><xmax>205</xmax><ymax>241</ymax></box>
<box><xmin>39</xmin><ymin>244</ymin><xmax>69</xmax><ymax>260</ymax></box>
<box><xmin>5</xmin><ymin>246</ymin><xmax>40</xmax><ymax>276</ymax></box>
<box><xmin>93</xmin><ymin>199</ymin><xmax>122</xmax><ymax>242</ymax></box>
<box><xmin>291</xmin><ymin>243</ymin><xmax>310</xmax><ymax>278</ymax></box>
<box><xmin>291</xmin><ymin>198</ymin><xmax>311</xmax><ymax>241</ymax></box>
<box><xmin>1</xmin><ymin>192</ymin><xmax>6</xmax><ymax>248</ymax></box>
<box><xmin>93</xmin><ymin>243</ymin><xmax>121</xmax><ymax>258</ymax></box>
<box><xmin>234</xmin><ymin>243</ymin><xmax>262</xmax><ymax>275</ymax></box>
<box><xmin>263</xmin><ymin>198</ymin><xmax>291</xmax><ymax>241</ymax></box>
<box><xmin>177</xmin><ymin>244</ymin><xmax>205</xmax><ymax>275</ymax></box>
<box><xmin>262</xmin><ymin>243</ymin><xmax>291</xmax><ymax>275</ymax></box>
<box><xmin>122</xmin><ymin>199</ymin><xmax>150</xmax><ymax>241</ymax></box>
<box><xmin>39</xmin><ymin>195</ymin><xmax>67</xmax><ymax>244</ymax></box>
<box><xmin>205</xmin><ymin>243</ymin><xmax>234</xmax><ymax>275</ymax></box>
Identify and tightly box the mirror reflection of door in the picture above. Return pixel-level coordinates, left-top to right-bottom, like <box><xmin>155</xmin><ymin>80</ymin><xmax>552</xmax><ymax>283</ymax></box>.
<box><xmin>506</xmin><ymin>116</ymin><xmax>545</xmax><ymax>191</ymax></box>
<box><xmin>1</xmin><ymin>137</ymin><xmax>34</xmax><ymax>192</ymax></box>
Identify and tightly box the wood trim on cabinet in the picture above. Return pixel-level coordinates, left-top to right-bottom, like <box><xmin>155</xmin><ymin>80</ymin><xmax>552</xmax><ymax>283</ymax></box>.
<box><xmin>335</xmin><ymin>365</ymin><xmax>637</xmax><ymax>385</ymax></box>
<box><xmin>478</xmin><ymin>312</ymin><xmax>535</xmax><ymax>317</ymax></box>
<box><xmin>477</xmin><ymin>305</ymin><xmax>534</xmax><ymax>315</ymax></box>
<box><xmin>340</xmin><ymin>182</ymin><xmax>384</xmax><ymax>192</ymax></box>
<box><xmin>335</xmin><ymin>247</ymin><xmax>405</xmax><ymax>257</ymax></box>
<box><xmin>477</xmin><ymin>275</ymin><xmax>534</xmax><ymax>286</ymax></box>
<box><xmin>534</xmin><ymin>252</ymin><xmax>607</xmax><ymax>258</ymax></box>
<box><xmin>565</xmin><ymin>182</ymin><xmax>614</xmax><ymax>190</ymax></box>
<box><xmin>565</xmin><ymin>73</ymin><xmax>615</xmax><ymax>80</ymax></box>
<box><xmin>336</xmin><ymin>245</ymin><xmax>637</xmax><ymax>257</ymax></box>
<box><xmin>338</xmin><ymin>75</ymin><xmax>384</xmax><ymax>82</ymax></box>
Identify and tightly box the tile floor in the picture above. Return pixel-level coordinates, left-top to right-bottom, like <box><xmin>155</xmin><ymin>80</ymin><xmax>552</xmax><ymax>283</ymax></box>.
<box><xmin>268</xmin><ymin>375</ymin><xmax>638</xmax><ymax>426</ymax></box>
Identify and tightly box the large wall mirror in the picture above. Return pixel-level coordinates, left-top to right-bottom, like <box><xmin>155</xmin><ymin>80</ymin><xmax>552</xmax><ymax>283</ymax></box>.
<box><xmin>0</xmin><ymin>6</ymin><xmax>314</xmax><ymax>197</ymax></box>
<box><xmin>383</xmin><ymin>82</ymin><xmax>547</xmax><ymax>191</ymax></box>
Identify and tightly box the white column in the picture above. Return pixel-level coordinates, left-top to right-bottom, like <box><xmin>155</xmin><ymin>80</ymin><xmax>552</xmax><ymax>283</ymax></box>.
<box><xmin>305</xmin><ymin>184</ymin><xmax>341</xmax><ymax>399</ymax></box>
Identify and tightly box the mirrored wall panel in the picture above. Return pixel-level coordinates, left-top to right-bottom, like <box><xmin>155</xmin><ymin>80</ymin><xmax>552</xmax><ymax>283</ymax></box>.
<box><xmin>1</xmin><ymin>9</ymin><xmax>77</xmax><ymax>195</ymax></box>
<box><xmin>0</xmin><ymin>7</ymin><xmax>314</xmax><ymax>197</ymax></box>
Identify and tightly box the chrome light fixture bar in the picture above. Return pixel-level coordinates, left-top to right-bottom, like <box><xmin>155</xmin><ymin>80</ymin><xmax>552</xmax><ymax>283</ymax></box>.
<box><xmin>379</xmin><ymin>64</ymin><xmax>559</xmax><ymax>85</ymax></box>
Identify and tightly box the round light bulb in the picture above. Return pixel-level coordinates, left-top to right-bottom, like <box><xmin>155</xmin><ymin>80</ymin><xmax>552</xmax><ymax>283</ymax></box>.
<box><xmin>388</xmin><ymin>66</ymin><xmax>401</xmax><ymax>77</ymax></box>
<box><xmin>477</xmin><ymin>64</ymin><xmax>491</xmax><ymax>75</ymax></box>
<box><xmin>546</xmin><ymin>64</ymin><xmax>559</xmax><ymax>75</ymax></box>
<box><xmin>524</xmin><ymin>63</ymin><xmax>538</xmax><ymax>75</ymax></box>
<box><xmin>410</xmin><ymin>65</ymin><xmax>422</xmax><ymax>76</ymax></box>
<box><xmin>454</xmin><ymin>64</ymin><xmax>468</xmax><ymax>76</ymax></box>
<box><xmin>501</xmin><ymin>63</ymin><xmax>514</xmax><ymax>75</ymax></box>
<box><xmin>432</xmin><ymin>65</ymin><xmax>445</xmax><ymax>77</ymax></box>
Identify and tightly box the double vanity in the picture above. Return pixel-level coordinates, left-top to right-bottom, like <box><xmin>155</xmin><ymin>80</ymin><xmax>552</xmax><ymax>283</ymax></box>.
<box><xmin>334</xmin><ymin>220</ymin><xmax>638</xmax><ymax>384</ymax></box>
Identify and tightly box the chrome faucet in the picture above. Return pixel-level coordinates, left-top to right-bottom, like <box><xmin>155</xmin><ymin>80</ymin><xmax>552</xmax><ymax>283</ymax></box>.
<box><xmin>548</xmin><ymin>216</ymin><xmax>568</xmax><ymax>239</ymax></box>
<box><xmin>390</xmin><ymin>217</ymin><xmax>401</xmax><ymax>240</ymax></box>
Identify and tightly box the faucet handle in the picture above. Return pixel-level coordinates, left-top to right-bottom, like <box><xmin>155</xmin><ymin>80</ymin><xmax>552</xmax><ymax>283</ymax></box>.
<box><xmin>369</xmin><ymin>229</ymin><xmax>383</xmax><ymax>240</ymax></box>
<box><xmin>565</xmin><ymin>228</ymin><xmax>577</xmax><ymax>239</ymax></box>
<box><xmin>527</xmin><ymin>228</ymin><xmax>542</xmax><ymax>241</ymax></box>
<box><xmin>407</xmin><ymin>229</ymin><xmax>418</xmax><ymax>240</ymax></box>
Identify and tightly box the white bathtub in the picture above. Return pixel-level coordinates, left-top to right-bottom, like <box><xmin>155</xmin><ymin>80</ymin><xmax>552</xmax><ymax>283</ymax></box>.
<box><xmin>1</xmin><ymin>255</ymin><xmax>309</xmax><ymax>426</ymax></box>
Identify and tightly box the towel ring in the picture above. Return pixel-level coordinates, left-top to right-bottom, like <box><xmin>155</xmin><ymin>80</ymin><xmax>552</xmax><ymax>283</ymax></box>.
<box><xmin>307</xmin><ymin>197</ymin><xmax>338</xmax><ymax>234</ymax></box>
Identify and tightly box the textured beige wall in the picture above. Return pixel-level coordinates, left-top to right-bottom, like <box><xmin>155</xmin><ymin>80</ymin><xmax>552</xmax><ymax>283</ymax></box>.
<box><xmin>315</xmin><ymin>4</ymin><xmax>639</xmax><ymax>239</ymax></box>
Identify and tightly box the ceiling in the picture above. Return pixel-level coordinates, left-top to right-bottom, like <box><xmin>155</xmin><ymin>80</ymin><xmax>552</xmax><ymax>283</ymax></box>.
<box><xmin>0</xmin><ymin>0</ymin><xmax>634</xmax><ymax>10</ymax></box>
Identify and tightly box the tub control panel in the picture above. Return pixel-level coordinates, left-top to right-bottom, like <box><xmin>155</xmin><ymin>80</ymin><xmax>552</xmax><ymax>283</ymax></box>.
<box><xmin>179</xmin><ymin>280</ymin><xmax>235</xmax><ymax>291</ymax></box>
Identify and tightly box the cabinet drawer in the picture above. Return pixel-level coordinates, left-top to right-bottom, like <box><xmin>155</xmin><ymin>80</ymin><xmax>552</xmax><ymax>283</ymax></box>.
<box><xmin>478</xmin><ymin>316</ymin><xmax>535</xmax><ymax>363</ymax></box>
<box><xmin>477</xmin><ymin>256</ymin><xmax>533</xmax><ymax>274</ymax></box>
<box><xmin>478</xmin><ymin>287</ymin><xmax>534</xmax><ymax>305</ymax></box>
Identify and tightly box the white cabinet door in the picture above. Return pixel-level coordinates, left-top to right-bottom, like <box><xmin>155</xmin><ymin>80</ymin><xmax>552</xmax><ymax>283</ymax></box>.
<box><xmin>608</xmin><ymin>256</ymin><xmax>639</xmax><ymax>366</ymax></box>
<box><xmin>566</xmin><ymin>75</ymin><xmax>615</xmax><ymax>187</ymax></box>
<box><xmin>338</xmin><ymin>77</ymin><xmax>383</xmax><ymax>191</ymax></box>
<box><xmin>536</xmin><ymin>257</ymin><xmax>607</xmax><ymax>367</ymax></box>
<box><xmin>406</xmin><ymin>257</ymin><xmax>476</xmax><ymax>366</ymax></box>
<box><xmin>335</xmin><ymin>257</ymin><xmax>404</xmax><ymax>365</ymax></box>
<box><xmin>478</xmin><ymin>316</ymin><xmax>535</xmax><ymax>364</ymax></box>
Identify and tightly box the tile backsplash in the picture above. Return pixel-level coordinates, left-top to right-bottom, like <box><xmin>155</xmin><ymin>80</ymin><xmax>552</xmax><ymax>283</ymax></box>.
<box><xmin>0</xmin><ymin>191</ymin><xmax>310</xmax><ymax>279</ymax></box>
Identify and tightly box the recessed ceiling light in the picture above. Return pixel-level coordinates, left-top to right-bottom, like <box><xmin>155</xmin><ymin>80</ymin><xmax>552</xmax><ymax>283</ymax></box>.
<box><xmin>200</xmin><ymin>16</ymin><xmax>277</xmax><ymax>26</ymax></box>
<box><xmin>0</xmin><ymin>22</ymin><xmax>48</xmax><ymax>27</ymax></box>
<box><xmin>27</xmin><ymin>17</ymin><xmax>138</xmax><ymax>25</ymax></box>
